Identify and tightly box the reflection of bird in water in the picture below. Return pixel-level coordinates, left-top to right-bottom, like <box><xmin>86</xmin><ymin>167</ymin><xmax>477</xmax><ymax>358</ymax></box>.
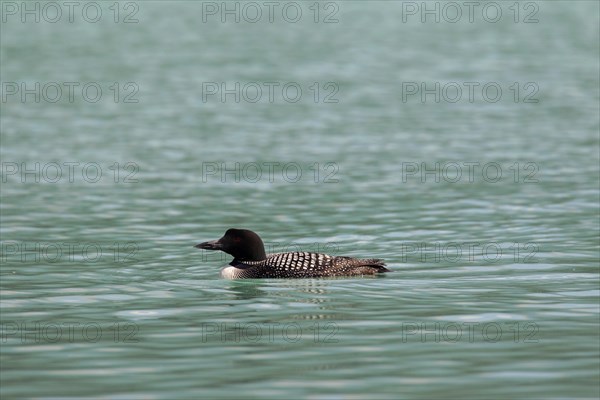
<box><xmin>226</xmin><ymin>278</ymin><xmax>375</xmax><ymax>322</ymax></box>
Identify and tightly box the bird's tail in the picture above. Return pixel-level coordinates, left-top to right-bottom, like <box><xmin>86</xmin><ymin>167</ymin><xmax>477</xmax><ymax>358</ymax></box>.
<box><xmin>342</xmin><ymin>257</ymin><xmax>391</xmax><ymax>273</ymax></box>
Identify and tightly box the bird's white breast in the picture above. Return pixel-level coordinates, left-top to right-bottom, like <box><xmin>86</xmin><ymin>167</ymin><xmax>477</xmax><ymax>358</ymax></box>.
<box><xmin>220</xmin><ymin>266</ymin><xmax>240</xmax><ymax>279</ymax></box>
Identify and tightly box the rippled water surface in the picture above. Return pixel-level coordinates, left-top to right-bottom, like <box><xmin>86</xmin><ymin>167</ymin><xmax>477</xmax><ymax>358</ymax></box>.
<box><xmin>1</xmin><ymin>1</ymin><xmax>599</xmax><ymax>399</ymax></box>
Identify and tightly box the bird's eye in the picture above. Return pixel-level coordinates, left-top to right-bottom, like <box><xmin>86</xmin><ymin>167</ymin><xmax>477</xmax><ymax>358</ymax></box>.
<box><xmin>233</xmin><ymin>237</ymin><xmax>241</xmax><ymax>243</ymax></box>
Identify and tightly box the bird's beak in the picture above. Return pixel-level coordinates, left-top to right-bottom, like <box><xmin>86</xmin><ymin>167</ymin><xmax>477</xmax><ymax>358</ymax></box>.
<box><xmin>194</xmin><ymin>239</ymin><xmax>221</xmax><ymax>250</ymax></box>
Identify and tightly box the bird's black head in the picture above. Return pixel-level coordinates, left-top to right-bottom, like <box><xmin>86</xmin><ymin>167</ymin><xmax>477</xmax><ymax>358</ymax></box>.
<box><xmin>194</xmin><ymin>228</ymin><xmax>267</xmax><ymax>261</ymax></box>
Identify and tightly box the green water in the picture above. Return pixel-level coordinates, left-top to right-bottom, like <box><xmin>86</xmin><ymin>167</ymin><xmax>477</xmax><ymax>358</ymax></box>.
<box><xmin>1</xmin><ymin>1</ymin><xmax>599</xmax><ymax>399</ymax></box>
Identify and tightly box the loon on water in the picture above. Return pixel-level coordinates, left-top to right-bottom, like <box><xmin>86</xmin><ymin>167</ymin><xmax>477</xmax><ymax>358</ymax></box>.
<box><xmin>194</xmin><ymin>228</ymin><xmax>390</xmax><ymax>279</ymax></box>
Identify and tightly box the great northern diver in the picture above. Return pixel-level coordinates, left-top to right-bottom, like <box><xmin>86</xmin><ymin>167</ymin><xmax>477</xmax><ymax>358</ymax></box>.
<box><xmin>194</xmin><ymin>228</ymin><xmax>390</xmax><ymax>279</ymax></box>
